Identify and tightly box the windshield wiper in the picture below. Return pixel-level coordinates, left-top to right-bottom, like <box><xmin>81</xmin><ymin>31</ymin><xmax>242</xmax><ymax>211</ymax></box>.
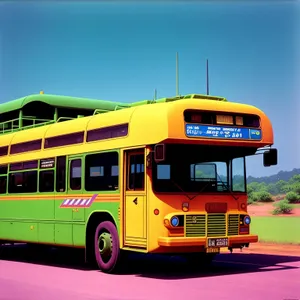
<box><xmin>170</xmin><ymin>179</ymin><xmax>215</xmax><ymax>201</ymax></box>
<box><xmin>169</xmin><ymin>175</ymin><xmax>238</xmax><ymax>201</ymax></box>
<box><xmin>216</xmin><ymin>173</ymin><xmax>238</xmax><ymax>201</ymax></box>
<box><xmin>170</xmin><ymin>179</ymin><xmax>195</xmax><ymax>200</ymax></box>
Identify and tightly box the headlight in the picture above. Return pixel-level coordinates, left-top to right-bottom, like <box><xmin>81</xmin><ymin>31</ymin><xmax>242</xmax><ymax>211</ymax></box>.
<box><xmin>244</xmin><ymin>215</ymin><xmax>251</xmax><ymax>225</ymax></box>
<box><xmin>170</xmin><ymin>216</ymin><xmax>179</xmax><ymax>227</ymax></box>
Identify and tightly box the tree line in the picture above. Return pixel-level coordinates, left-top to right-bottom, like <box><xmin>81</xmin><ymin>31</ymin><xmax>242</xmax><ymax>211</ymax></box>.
<box><xmin>247</xmin><ymin>174</ymin><xmax>300</xmax><ymax>214</ymax></box>
<box><xmin>247</xmin><ymin>174</ymin><xmax>300</xmax><ymax>197</ymax></box>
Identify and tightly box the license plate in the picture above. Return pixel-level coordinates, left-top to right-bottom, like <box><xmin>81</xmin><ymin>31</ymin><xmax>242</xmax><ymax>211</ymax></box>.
<box><xmin>206</xmin><ymin>247</ymin><xmax>220</xmax><ymax>254</ymax></box>
<box><xmin>207</xmin><ymin>238</ymin><xmax>228</xmax><ymax>248</ymax></box>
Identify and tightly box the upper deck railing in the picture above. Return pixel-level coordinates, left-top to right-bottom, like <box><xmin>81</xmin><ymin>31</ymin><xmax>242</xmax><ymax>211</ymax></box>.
<box><xmin>0</xmin><ymin>117</ymin><xmax>55</xmax><ymax>134</ymax></box>
<box><xmin>0</xmin><ymin>93</ymin><xmax>228</xmax><ymax>135</ymax></box>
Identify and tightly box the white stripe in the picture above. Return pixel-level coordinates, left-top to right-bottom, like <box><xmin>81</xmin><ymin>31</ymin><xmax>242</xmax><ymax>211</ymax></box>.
<box><xmin>75</xmin><ymin>199</ymin><xmax>81</xmax><ymax>205</ymax></box>
<box><xmin>85</xmin><ymin>199</ymin><xmax>91</xmax><ymax>206</ymax></box>
<box><xmin>80</xmin><ymin>199</ymin><xmax>87</xmax><ymax>205</ymax></box>
<box><xmin>64</xmin><ymin>199</ymin><xmax>70</xmax><ymax>205</ymax></box>
<box><xmin>69</xmin><ymin>199</ymin><xmax>76</xmax><ymax>205</ymax></box>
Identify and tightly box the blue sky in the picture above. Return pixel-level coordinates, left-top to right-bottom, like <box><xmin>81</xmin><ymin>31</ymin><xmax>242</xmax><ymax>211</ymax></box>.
<box><xmin>0</xmin><ymin>1</ymin><xmax>299</xmax><ymax>177</ymax></box>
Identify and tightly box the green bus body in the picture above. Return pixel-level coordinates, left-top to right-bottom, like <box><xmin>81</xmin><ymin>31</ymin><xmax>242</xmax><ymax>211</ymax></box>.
<box><xmin>0</xmin><ymin>151</ymin><xmax>121</xmax><ymax>247</ymax></box>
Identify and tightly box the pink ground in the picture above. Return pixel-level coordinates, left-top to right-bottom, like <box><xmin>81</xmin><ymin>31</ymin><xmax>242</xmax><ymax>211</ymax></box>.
<box><xmin>1</xmin><ymin>247</ymin><xmax>299</xmax><ymax>300</ymax></box>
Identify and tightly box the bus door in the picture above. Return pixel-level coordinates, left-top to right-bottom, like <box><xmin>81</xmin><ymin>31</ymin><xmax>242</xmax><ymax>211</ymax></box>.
<box><xmin>67</xmin><ymin>155</ymin><xmax>85</xmax><ymax>222</ymax></box>
<box><xmin>123</xmin><ymin>148</ymin><xmax>147</xmax><ymax>249</ymax></box>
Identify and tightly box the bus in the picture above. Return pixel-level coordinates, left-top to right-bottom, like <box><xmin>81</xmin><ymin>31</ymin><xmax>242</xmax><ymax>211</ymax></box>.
<box><xmin>0</xmin><ymin>92</ymin><xmax>277</xmax><ymax>273</ymax></box>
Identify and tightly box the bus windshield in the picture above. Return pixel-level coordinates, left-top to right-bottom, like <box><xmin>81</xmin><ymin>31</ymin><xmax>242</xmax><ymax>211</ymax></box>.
<box><xmin>152</xmin><ymin>144</ymin><xmax>256</xmax><ymax>193</ymax></box>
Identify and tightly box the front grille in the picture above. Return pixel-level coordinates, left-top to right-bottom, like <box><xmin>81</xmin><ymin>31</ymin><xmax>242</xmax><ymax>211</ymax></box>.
<box><xmin>185</xmin><ymin>215</ymin><xmax>206</xmax><ymax>237</ymax></box>
<box><xmin>207</xmin><ymin>214</ymin><xmax>226</xmax><ymax>237</ymax></box>
<box><xmin>184</xmin><ymin>213</ymin><xmax>240</xmax><ymax>237</ymax></box>
<box><xmin>228</xmin><ymin>214</ymin><xmax>239</xmax><ymax>236</ymax></box>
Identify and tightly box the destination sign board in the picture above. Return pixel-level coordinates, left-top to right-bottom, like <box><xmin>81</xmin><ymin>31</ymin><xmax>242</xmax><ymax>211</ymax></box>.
<box><xmin>40</xmin><ymin>158</ymin><xmax>55</xmax><ymax>169</ymax></box>
<box><xmin>185</xmin><ymin>124</ymin><xmax>262</xmax><ymax>140</ymax></box>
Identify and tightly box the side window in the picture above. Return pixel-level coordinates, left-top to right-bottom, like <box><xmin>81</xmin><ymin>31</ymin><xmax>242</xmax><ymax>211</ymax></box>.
<box><xmin>8</xmin><ymin>171</ymin><xmax>38</xmax><ymax>193</ymax></box>
<box><xmin>157</xmin><ymin>164</ymin><xmax>171</xmax><ymax>180</ymax></box>
<box><xmin>39</xmin><ymin>170</ymin><xmax>54</xmax><ymax>192</ymax></box>
<box><xmin>128</xmin><ymin>153</ymin><xmax>144</xmax><ymax>190</ymax></box>
<box><xmin>56</xmin><ymin>156</ymin><xmax>66</xmax><ymax>192</ymax></box>
<box><xmin>0</xmin><ymin>165</ymin><xmax>8</xmax><ymax>194</ymax></box>
<box><xmin>85</xmin><ymin>152</ymin><xmax>119</xmax><ymax>191</ymax></box>
<box><xmin>232</xmin><ymin>157</ymin><xmax>246</xmax><ymax>192</ymax></box>
<box><xmin>70</xmin><ymin>159</ymin><xmax>82</xmax><ymax>191</ymax></box>
<box><xmin>0</xmin><ymin>176</ymin><xmax>7</xmax><ymax>194</ymax></box>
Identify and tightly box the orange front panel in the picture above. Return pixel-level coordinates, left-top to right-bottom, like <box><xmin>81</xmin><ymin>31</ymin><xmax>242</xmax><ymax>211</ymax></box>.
<box><xmin>146</xmin><ymin>190</ymin><xmax>252</xmax><ymax>253</ymax></box>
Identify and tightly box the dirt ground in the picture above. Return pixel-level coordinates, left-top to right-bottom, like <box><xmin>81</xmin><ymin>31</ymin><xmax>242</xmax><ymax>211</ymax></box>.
<box><xmin>243</xmin><ymin>201</ymin><xmax>300</xmax><ymax>256</ymax></box>
<box><xmin>235</xmin><ymin>242</ymin><xmax>300</xmax><ymax>257</ymax></box>
<box><xmin>247</xmin><ymin>202</ymin><xmax>300</xmax><ymax>217</ymax></box>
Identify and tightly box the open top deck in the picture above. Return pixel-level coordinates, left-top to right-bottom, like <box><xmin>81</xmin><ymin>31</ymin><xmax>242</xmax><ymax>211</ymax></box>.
<box><xmin>0</xmin><ymin>92</ymin><xmax>227</xmax><ymax>135</ymax></box>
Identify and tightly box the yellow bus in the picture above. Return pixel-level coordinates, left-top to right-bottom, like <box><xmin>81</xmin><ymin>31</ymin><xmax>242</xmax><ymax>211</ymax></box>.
<box><xmin>0</xmin><ymin>92</ymin><xmax>277</xmax><ymax>273</ymax></box>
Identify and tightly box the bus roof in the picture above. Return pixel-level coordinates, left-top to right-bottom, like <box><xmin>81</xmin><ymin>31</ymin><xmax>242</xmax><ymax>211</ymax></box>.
<box><xmin>0</xmin><ymin>93</ymin><xmax>131</xmax><ymax>114</ymax></box>
<box><xmin>0</xmin><ymin>93</ymin><xmax>229</xmax><ymax>135</ymax></box>
<box><xmin>0</xmin><ymin>96</ymin><xmax>274</xmax><ymax>164</ymax></box>
<box><xmin>0</xmin><ymin>92</ymin><xmax>227</xmax><ymax>114</ymax></box>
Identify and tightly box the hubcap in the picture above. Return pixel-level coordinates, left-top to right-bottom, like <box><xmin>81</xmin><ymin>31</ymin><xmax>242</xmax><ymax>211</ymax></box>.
<box><xmin>98</xmin><ymin>232</ymin><xmax>112</xmax><ymax>261</ymax></box>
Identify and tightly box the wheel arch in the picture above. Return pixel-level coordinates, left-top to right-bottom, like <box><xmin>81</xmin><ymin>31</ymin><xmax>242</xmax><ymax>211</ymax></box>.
<box><xmin>85</xmin><ymin>210</ymin><xmax>120</xmax><ymax>264</ymax></box>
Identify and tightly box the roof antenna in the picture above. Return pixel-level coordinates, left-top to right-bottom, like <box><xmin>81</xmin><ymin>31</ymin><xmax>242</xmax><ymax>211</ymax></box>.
<box><xmin>206</xmin><ymin>59</ymin><xmax>209</xmax><ymax>95</ymax></box>
<box><xmin>176</xmin><ymin>52</ymin><xmax>179</xmax><ymax>97</ymax></box>
<box><xmin>151</xmin><ymin>88</ymin><xmax>157</xmax><ymax>103</ymax></box>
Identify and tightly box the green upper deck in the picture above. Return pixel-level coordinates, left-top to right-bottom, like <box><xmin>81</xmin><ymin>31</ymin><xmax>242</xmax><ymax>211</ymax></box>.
<box><xmin>0</xmin><ymin>92</ymin><xmax>227</xmax><ymax>135</ymax></box>
<box><xmin>0</xmin><ymin>92</ymin><xmax>227</xmax><ymax>112</ymax></box>
<box><xmin>0</xmin><ymin>93</ymin><xmax>131</xmax><ymax>114</ymax></box>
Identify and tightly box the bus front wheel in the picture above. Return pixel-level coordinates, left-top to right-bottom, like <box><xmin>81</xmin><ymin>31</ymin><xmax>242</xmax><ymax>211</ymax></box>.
<box><xmin>94</xmin><ymin>220</ymin><xmax>120</xmax><ymax>273</ymax></box>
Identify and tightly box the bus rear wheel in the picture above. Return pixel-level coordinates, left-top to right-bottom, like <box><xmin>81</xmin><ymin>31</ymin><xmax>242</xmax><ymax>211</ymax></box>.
<box><xmin>94</xmin><ymin>220</ymin><xmax>120</xmax><ymax>273</ymax></box>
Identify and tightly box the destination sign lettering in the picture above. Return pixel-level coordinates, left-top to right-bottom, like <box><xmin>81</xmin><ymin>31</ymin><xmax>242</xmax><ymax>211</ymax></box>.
<box><xmin>40</xmin><ymin>158</ymin><xmax>55</xmax><ymax>169</ymax></box>
<box><xmin>185</xmin><ymin>124</ymin><xmax>262</xmax><ymax>140</ymax></box>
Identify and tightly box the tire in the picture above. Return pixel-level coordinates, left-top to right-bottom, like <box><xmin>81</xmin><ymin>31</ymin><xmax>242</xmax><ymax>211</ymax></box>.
<box><xmin>94</xmin><ymin>220</ymin><xmax>120</xmax><ymax>273</ymax></box>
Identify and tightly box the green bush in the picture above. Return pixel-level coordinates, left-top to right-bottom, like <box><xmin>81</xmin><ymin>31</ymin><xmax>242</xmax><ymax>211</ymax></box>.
<box><xmin>248</xmin><ymin>192</ymin><xmax>260</xmax><ymax>202</ymax></box>
<box><xmin>247</xmin><ymin>197</ymin><xmax>255</xmax><ymax>205</ymax></box>
<box><xmin>285</xmin><ymin>191</ymin><xmax>300</xmax><ymax>203</ymax></box>
<box><xmin>256</xmin><ymin>191</ymin><xmax>274</xmax><ymax>202</ymax></box>
<box><xmin>290</xmin><ymin>183</ymin><xmax>300</xmax><ymax>194</ymax></box>
<box><xmin>272</xmin><ymin>200</ymin><xmax>293</xmax><ymax>215</ymax></box>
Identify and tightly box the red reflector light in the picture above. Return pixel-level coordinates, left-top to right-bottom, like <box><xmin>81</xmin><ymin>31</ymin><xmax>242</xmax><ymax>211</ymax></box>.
<box><xmin>154</xmin><ymin>209</ymin><xmax>159</xmax><ymax>215</ymax></box>
<box><xmin>191</xmin><ymin>114</ymin><xmax>202</xmax><ymax>122</ymax></box>
<box><xmin>239</xmin><ymin>226</ymin><xmax>249</xmax><ymax>234</ymax></box>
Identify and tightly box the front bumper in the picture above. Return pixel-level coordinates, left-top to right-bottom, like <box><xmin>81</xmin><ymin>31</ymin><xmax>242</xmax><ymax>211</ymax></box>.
<box><xmin>158</xmin><ymin>234</ymin><xmax>258</xmax><ymax>247</ymax></box>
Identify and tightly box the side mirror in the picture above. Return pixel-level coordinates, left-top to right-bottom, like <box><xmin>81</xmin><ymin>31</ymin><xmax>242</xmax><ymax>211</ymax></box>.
<box><xmin>263</xmin><ymin>148</ymin><xmax>278</xmax><ymax>167</ymax></box>
<box><xmin>154</xmin><ymin>144</ymin><xmax>166</xmax><ymax>163</ymax></box>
